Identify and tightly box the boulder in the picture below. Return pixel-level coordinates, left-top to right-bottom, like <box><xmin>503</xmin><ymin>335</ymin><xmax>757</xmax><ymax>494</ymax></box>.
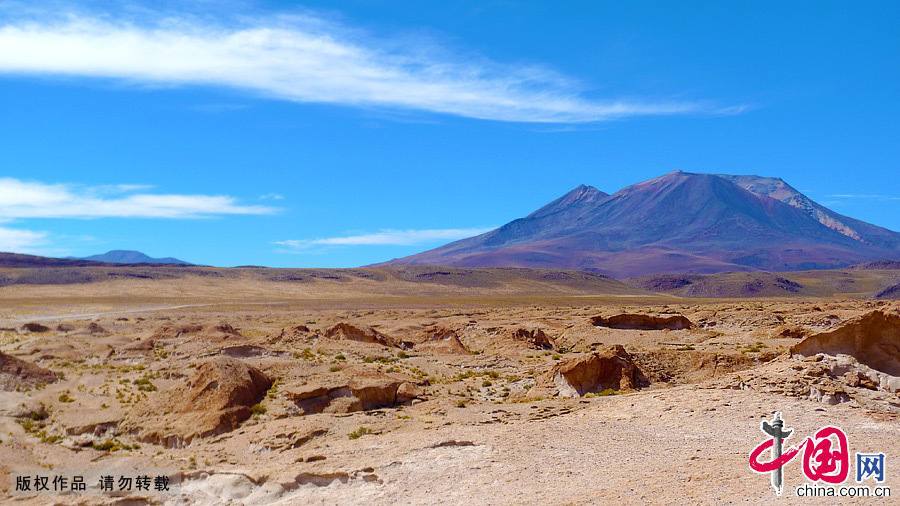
<box><xmin>591</xmin><ymin>314</ymin><xmax>693</xmax><ymax>331</ymax></box>
<box><xmin>0</xmin><ymin>352</ymin><xmax>57</xmax><ymax>391</ymax></box>
<box><xmin>122</xmin><ymin>357</ymin><xmax>272</xmax><ymax>447</ymax></box>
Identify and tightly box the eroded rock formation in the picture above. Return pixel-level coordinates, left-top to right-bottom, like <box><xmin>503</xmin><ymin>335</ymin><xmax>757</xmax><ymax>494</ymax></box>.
<box><xmin>122</xmin><ymin>357</ymin><xmax>272</xmax><ymax>447</ymax></box>
<box><xmin>511</xmin><ymin>328</ymin><xmax>554</xmax><ymax>349</ymax></box>
<box><xmin>591</xmin><ymin>314</ymin><xmax>693</xmax><ymax>331</ymax></box>
<box><xmin>791</xmin><ymin>310</ymin><xmax>900</xmax><ymax>376</ymax></box>
<box><xmin>324</xmin><ymin>323</ymin><xmax>408</xmax><ymax>348</ymax></box>
<box><xmin>531</xmin><ymin>345</ymin><xmax>647</xmax><ymax>398</ymax></box>
<box><xmin>287</xmin><ymin>370</ymin><xmax>421</xmax><ymax>415</ymax></box>
<box><xmin>0</xmin><ymin>352</ymin><xmax>58</xmax><ymax>391</ymax></box>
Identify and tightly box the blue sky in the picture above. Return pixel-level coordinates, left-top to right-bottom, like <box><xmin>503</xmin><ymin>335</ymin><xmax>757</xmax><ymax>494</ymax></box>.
<box><xmin>0</xmin><ymin>0</ymin><xmax>898</xmax><ymax>267</ymax></box>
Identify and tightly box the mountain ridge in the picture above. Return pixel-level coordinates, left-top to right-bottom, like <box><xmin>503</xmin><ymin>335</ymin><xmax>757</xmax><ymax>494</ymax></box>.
<box><xmin>78</xmin><ymin>250</ymin><xmax>191</xmax><ymax>265</ymax></box>
<box><xmin>386</xmin><ymin>171</ymin><xmax>900</xmax><ymax>277</ymax></box>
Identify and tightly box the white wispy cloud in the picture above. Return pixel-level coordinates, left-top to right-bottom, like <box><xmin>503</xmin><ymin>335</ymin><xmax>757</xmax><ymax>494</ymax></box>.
<box><xmin>0</xmin><ymin>10</ymin><xmax>720</xmax><ymax>123</ymax></box>
<box><xmin>829</xmin><ymin>194</ymin><xmax>900</xmax><ymax>201</ymax></box>
<box><xmin>276</xmin><ymin>227</ymin><xmax>492</xmax><ymax>250</ymax></box>
<box><xmin>0</xmin><ymin>226</ymin><xmax>47</xmax><ymax>253</ymax></box>
<box><xmin>0</xmin><ymin>178</ymin><xmax>275</xmax><ymax>219</ymax></box>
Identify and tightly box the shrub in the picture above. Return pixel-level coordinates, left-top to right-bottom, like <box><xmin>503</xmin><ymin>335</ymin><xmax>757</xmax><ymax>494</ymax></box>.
<box><xmin>348</xmin><ymin>426</ymin><xmax>374</xmax><ymax>440</ymax></box>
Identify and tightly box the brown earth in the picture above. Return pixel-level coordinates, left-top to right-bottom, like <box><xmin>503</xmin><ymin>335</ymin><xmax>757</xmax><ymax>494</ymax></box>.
<box><xmin>0</xmin><ymin>269</ymin><xmax>898</xmax><ymax>504</ymax></box>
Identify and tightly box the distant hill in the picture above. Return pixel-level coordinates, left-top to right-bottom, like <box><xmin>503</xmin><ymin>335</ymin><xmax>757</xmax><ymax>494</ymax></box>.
<box><xmin>78</xmin><ymin>250</ymin><xmax>192</xmax><ymax>265</ymax></box>
<box><xmin>387</xmin><ymin>171</ymin><xmax>900</xmax><ymax>277</ymax></box>
<box><xmin>0</xmin><ymin>252</ymin><xmax>104</xmax><ymax>268</ymax></box>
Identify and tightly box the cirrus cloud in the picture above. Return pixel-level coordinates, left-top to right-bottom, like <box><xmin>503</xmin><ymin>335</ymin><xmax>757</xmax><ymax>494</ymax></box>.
<box><xmin>275</xmin><ymin>227</ymin><xmax>493</xmax><ymax>251</ymax></box>
<box><xmin>0</xmin><ymin>10</ymin><xmax>725</xmax><ymax>123</ymax></box>
<box><xmin>0</xmin><ymin>178</ymin><xmax>275</xmax><ymax>219</ymax></box>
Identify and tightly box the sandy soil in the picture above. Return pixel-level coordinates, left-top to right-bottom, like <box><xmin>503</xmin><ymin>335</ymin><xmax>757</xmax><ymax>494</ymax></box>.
<box><xmin>0</xmin><ymin>273</ymin><xmax>897</xmax><ymax>505</ymax></box>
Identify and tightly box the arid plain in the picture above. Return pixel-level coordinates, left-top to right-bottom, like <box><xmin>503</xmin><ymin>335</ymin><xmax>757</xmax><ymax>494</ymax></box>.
<box><xmin>1</xmin><ymin>265</ymin><xmax>899</xmax><ymax>505</ymax></box>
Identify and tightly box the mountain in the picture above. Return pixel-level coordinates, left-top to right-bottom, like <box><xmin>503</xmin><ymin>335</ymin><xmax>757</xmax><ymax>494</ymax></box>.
<box><xmin>0</xmin><ymin>252</ymin><xmax>106</xmax><ymax>268</ymax></box>
<box><xmin>387</xmin><ymin>171</ymin><xmax>900</xmax><ymax>277</ymax></box>
<box><xmin>79</xmin><ymin>250</ymin><xmax>191</xmax><ymax>265</ymax></box>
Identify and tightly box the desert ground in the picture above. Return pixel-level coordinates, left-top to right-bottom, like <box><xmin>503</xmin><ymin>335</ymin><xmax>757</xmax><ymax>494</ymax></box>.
<box><xmin>1</xmin><ymin>267</ymin><xmax>898</xmax><ymax>505</ymax></box>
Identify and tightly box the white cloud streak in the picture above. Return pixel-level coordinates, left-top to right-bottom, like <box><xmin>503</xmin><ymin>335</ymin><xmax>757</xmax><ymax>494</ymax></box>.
<box><xmin>829</xmin><ymin>194</ymin><xmax>900</xmax><ymax>201</ymax></box>
<box><xmin>0</xmin><ymin>226</ymin><xmax>47</xmax><ymax>253</ymax></box>
<box><xmin>0</xmin><ymin>11</ymin><xmax>714</xmax><ymax>123</ymax></box>
<box><xmin>276</xmin><ymin>227</ymin><xmax>492</xmax><ymax>250</ymax></box>
<box><xmin>0</xmin><ymin>178</ymin><xmax>274</xmax><ymax>218</ymax></box>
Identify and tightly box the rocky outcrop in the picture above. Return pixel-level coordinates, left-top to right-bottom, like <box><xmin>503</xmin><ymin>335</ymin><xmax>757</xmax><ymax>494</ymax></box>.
<box><xmin>151</xmin><ymin>323</ymin><xmax>203</xmax><ymax>339</ymax></box>
<box><xmin>530</xmin><ymin>346</ymin><xmax>647</xmax><ymax>398</ymax></box>
<box><xmin>0</xmin><ymin>352</ymin><xmax>58</xmax><ymax>391</ymax></box>
<box><xmin>275</xmin><ymin>325</ymin><xmax>312</xmax><ymax>341</ymax></box>
<box><xmin>324</xmin><ymin>323</ymin><xmax>409</xmax><ymax>348</ymax></box>
<box><xmin>591</xmin><ymin>314</ymin><xmax>693</xmax><ymax>331</ymax></box>
<box><xmin>122</xmin><ymin>357</ymin><xmax>272</xmax><ymax>447</ymax></box>
<box><xmin>287</xmin><ymin>370</ymin><xmax>421</xmax><ymax>415</ymax></box>
<box><xmin>20</xmin><ymin>322</ymin><xmax>50</xmax><ymax>333</ymax></box>
<box><xmin>416</xmin><ymin>328</ymin><xmax>471</xmax><ymax>355</ymax></box>
<box><xmin>791</xmin><ymin>310</ymin><xmax>900</xmax><ymax>376</ymax></box>
<box><xmin>511</xmin><ymin>328</ymin><xmax>554</xmax><ymax>349</ymax></box>
<box><xmin>152</xmin><ymin>322</ymin><xmax>241</xmax><ymax>342</ymax></box>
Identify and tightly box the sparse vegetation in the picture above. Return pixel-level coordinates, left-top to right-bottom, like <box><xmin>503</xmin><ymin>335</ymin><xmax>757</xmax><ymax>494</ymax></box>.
<box><xmin>584</xmin><ymin>388</ymin><xmax>619</xmax><ymax>397</ymax></box>
<box><xmin>293</xmin><ymin>348</ymin><xmax>316</xmax><ymax>361</ymax></box>
<box><xmin>348</xmin><ymin>426</ymin><xmax>374</xmax><ymax>440</ymax></box>
<box><xmin>740</xmin><ymin>342</ymin><xmax>767</xmax><ymax>353</ymax></box>
<box><xmin>133</xmin><ymin>375</ymin><xmax>157</xmax><ymax>392</ymax></box>
<box><xmin>91</xmin><ymin>439</ymin><xmax>134</xmax><ymax>452</ymax></box>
